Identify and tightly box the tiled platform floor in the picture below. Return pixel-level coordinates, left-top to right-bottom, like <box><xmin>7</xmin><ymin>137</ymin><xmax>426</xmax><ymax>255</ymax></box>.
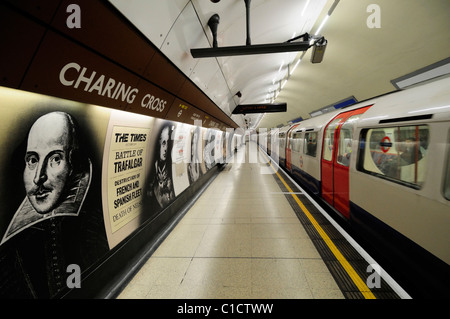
<box><xmin>118</xmin><ymin>144</ymin><xmax>344</xmax><ymax>299</ymax></box>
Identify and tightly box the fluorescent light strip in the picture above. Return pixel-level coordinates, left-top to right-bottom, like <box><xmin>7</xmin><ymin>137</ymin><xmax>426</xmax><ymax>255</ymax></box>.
<box><xmin>315</xmin><ymin>0</ymin><xmax>340</xmax><ymax>36</ymax></box>
<box><xmin>301</xmin><ymin>0</ymin><xmax>310</xmax><ymax>16</ymax></box>
<box><xmin>315</xmin><ymin>14</ymin><xmax>329</xmax><ymax>36</ymax></box>
<box><xmin>269</xmin><ymin>0</ymin><xmax>339</xmax><ymax>102</ymax></box>
<box><xmin>394</xmin><ymin>63</ymin><xmax>450</xmax><ymax>89</ymax></box>
<box><xmin>278</xmin><ymin>61</ymin><xmax>284</xmax><ymax>73</ymax></box>
<box><xmin>290</xmin><ymin>58</ymin><xmax>302</xmax><ymax>75</ymax></box>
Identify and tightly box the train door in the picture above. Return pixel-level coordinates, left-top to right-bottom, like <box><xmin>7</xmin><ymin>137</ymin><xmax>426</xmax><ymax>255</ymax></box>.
<box><xmin>321</xmin><ymin>106</ymin><xmax>372</xmax><ymax>218</ymax></box>
<box><xmin>286</xmin><ymin>125</ymin><xmax>300</xmax><ymax>172</ymax></box>
<box><xmin>278</xmin><ymin>126</ymin><xmax>290</xmax><ymax>167</ymax></box>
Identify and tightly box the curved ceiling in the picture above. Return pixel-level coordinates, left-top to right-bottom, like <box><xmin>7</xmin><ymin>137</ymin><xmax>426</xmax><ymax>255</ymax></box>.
<box><xmin>109</xmin><ymin>0</ymin><xmax>450</xmax><ymax>130</ymax></box>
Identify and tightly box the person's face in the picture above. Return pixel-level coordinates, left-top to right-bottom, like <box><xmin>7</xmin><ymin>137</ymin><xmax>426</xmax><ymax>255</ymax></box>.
<box><xmin>159</xmin><ymin>127</ymin><xmax>169</xmax><ymax>161</ymax></box>
<box><xmin>23</xmin><ymin>113</ymin><xmax>72</xmax><ymax>214</ymax></box>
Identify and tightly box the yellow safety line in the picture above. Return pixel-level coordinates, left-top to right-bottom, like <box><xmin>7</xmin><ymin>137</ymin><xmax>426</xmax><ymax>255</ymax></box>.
<box><xmin>266</xmin><ymin>157</ymin><xmax>376</xmax><ymax>299</ymax></box>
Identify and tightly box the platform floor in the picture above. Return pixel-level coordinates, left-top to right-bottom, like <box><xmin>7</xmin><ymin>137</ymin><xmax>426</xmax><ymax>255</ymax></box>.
<box><xmin>117</xmin><ymin>143</ymin><xmax>401</xmax><ymax>299</ymax></box>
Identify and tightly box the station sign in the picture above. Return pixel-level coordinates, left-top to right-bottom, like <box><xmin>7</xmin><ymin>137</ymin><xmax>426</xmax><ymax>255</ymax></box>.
<box><xmin>232</xmin><ymin>103</ymin><xmax>287</xmax><ymax>114</ymax></box>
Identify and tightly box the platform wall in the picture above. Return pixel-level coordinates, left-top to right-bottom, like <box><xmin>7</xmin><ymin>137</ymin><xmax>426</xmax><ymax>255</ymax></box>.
<box><xmin>0</xmin><ymin>86</ymin><xmax>233</xmax><ymax>298</ymax></box>
<box><xmin>0</xmin><ymin>0</ymin><xmax>239</xmax><ymax>298</ymax></box>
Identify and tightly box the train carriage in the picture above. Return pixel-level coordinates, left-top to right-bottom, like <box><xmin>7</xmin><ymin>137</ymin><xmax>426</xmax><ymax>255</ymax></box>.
<box><xmin>287</xmin><ymin>111</ymin><xmax>339</xmax><ymax>195</ymax></box>
<box><xmin>285</xmin><ymin>123</ymin><xmax>301</xmax><ymax>173</ymax></box>
<box><xmin>350</xmin><ymin>77</ymin><xmax>450</xmax><ymax>267</ymax></box>
<box><xmin>277</xmin><ymin>126</ymin><xmax>291</xmax><ymax>168</ymax></box>
<box><xmin>264</xmin><ymin>76</ymin><xmax>450</xmax><ymax>293</ymax></box>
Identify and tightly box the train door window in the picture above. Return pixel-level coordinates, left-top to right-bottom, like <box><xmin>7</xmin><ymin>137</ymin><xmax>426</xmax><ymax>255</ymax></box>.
<box><xmin>279</xmin><ymin>133</ymin><xmax>286</xmax><ymax>148</ymax></box>
<box><xmin>292</xmin><ymin>132</ymin><xmax>303</xmax><ymax>152</ymax></box>
<box><xmin>304</xmin><ymin>132</ymin><xmax>318</xmax><ymax>157</ymax></box>
<box><xmin>358</xmin><ymin>125</ymin><xmax>429</xmax><ymax>189</ymax></box>
<box><xmin>323</xmin><ymin>118</ymin><xmax>342</xmax><ymax>161</ymax></box>
<box><xmin>336</xmin><ymin>115</ymin><xmax>360</xmax><ymax>166</ymax></box>
<box><xmin>444</xmin><ymin>129</ymin><xmax>450</xmax><ymax>200</ymax></box>
<box><xmin>288</xmin><ymin>131</ymin><xmax>294</xmax><ymax>150</ymax></box>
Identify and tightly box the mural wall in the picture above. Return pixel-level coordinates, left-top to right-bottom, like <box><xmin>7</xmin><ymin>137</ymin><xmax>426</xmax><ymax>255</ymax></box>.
<box><xmin>0</xmin><ymin>87</ymin><xmax>230</xmax><ymax>298</ymax></box>
<box><xmin>0</xmin><ymin>0</ymin><xmax>241</xmax><ymax>298</ymax></box>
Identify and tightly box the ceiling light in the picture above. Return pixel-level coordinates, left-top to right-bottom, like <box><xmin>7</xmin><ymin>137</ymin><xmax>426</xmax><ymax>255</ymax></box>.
<box><xmin>278</xmin><ymin>61</ymin><xmax>284</xmax><ymax>73</ymax></box>
<box><xmin>315</xmin><ymin>0</ymin><xmax>340</xmax><ymax>36</ymax></box>
<box><xmin>315</xmin><ymin>14</ymin><xmax>329</xmax><ymax>36</ymax></box>
<box><xmin>302</xmin><ymin>0</ymin><xmax>311</xmax><ymax>16</ymax></box>
<box><xmin>290</xmin><ymin>58</ymin><xmax>302</xmax><ymax>75</ymax></box>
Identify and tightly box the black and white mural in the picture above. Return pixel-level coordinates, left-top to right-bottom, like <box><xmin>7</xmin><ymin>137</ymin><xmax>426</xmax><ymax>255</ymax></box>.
<box><xmin>0</xmin><ymin>87</ymin><xmax>226</xmax><ymax>298</ymax></box>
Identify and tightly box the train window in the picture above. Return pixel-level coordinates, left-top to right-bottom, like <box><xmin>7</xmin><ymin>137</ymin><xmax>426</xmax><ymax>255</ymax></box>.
<box><xmin>304</xmin><ymin>132</ymin><xmax>317</xmax><ymax>157</ymax></box>
<box><xmin>444</xmin><ymin>129</ymin><xmax>450</xmax><ymax>200</ymax></box>
<box><xmin>323</xmin><ymin>118</ymin><xmax>342</xmax><ymax>161</ymax></box>
<box><xmin>337</xmin><ymin>115</ymin><xmax>360</xmax><ymax>166</ymax></box>
<box><xmin>358</xmin><ymin>125</ymin><xmax>429</xmax><ymax>189</ymax></box>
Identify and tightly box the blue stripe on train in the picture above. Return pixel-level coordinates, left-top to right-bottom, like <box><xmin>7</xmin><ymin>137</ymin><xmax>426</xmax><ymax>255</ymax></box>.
<box><xmin>291</xmin><ymin>164</ymin><xmax>321</xmax><ymax>195</ymax></box>
<box><xmin>350</xmin><ymin>201</ymin><xmax>450</xmax><ymax>298</ymax></box>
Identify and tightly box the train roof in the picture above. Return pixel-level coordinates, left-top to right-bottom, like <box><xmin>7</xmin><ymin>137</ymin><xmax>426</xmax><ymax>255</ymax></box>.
<box><xmin>291</xmin><ymin>110</ymin><xmax>340</xmax><ymax>132</ymax></box>
<box><xmin>357</xmin><ymin>75</ymin><xmax>450</xmax><ymax>128</ymax></box>
<box><xmin>269</xmin><ymin>75</ymin><xmax>450</xmax><ymax>133</ymax></box>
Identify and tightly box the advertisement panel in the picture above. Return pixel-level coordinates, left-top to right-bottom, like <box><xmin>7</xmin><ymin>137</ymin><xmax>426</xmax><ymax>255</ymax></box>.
<box><xmin>101</xmin><ymin>110</ymin><xmax>154</xmax><ymax>248</ymax></box>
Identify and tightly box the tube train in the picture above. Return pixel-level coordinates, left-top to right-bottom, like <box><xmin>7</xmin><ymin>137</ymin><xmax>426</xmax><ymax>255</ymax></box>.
<box><xmin>258</xmin><ymin>75</ymin><xmax>450</xmax><ymax>298</ymax></box>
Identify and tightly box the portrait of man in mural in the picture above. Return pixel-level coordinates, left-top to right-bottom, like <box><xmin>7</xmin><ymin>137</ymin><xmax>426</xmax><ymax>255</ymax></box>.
<box><xmin>188</xmin><ymin>126</ymin><xmax>202</xmax><ymax>184</ymax></box>
<box><xmin>1</xmin><ymin>112</ymin><xmax>91</xmax><ymax>242</ymax></box>
<box><xmin>148</xmin><ymin>122</ymin><xmax>175</xmax><ymax>210</ymax></box>
<box><xmin>0</xmin><ymin>111</ymin><xmax>108</xmax><ymax>298</ymax></box>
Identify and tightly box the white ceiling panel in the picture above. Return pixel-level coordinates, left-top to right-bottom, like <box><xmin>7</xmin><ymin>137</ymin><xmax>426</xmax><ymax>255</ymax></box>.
<box><xmin>190</xmin><ymin>57</ymin><xmax>220</xmax><ymax>92</ymax></box>
<box><xmin>109</xmin><ymin>0</ymin><xmax>190</xmax><ymax>49</ymax></box>
<box><xmin>160</xmin><ymin>2</ymin><xmax>209</xmax><ymax>77</ymax></box>
<box><xmin>108</xmin><ymin>0</ymin><xmax>327</xmax><ymax>129</ymax></box>
<box><xmin>108</xmin><ymin>0</ymin><xmax>450</xmax><ymax>130</ymax></box>
<box><xmin>231</xmin><ymin>114</ymin><xmax>245</xmax><ymax>128</ymax></box>
<box><xmin>189</xmin><ymin>57</ymin><xmax>235</xmax><ymax>115</ymax></box>
<box><xmin>190</xmin><ymin>0</ymin><xmax>327</xmax><ymax>128</ymax></box>
<box><xmin>205</xmin><ymin>68</ymin><xmax>234</xmax><ymax>115</ymax></box>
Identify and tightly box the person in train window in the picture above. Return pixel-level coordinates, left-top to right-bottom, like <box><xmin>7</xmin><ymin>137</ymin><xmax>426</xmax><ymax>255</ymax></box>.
<box><xmin>398</xmin><ymin>139</ymin><xmax>423</xmax><ymax>166</ymax></box>
<box><xmin>305</xmin><ymin>133</ymin><xmax>317</xmax><ymax>156</ymax></box>
<box><xmin>340</xmin><ymin>139</ymin><xmax>352</xmax><ymax>166</ymax></box>
<box><xmin>188</xmin><ymin>126</ymin><xmax>202</xmax><ymax>184</ymax></box>
<box><xmin>369</xmin><ymin>130</ymin><xmax>385</xmax><ymax>164</ymax></box>
<box><xmin>0</xmin><ymin>111</ymin><xmax>108</xmax><ymax>298</ymax></box>
<box><xmin>419</xmin><ymin>129</ymin><xmax>429</xmax><ymax>156</ymax></box>
<box><xmin>149</xmin><ymin>123</ymin><xmax>175</xmax><ymax>209</ymax></box>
